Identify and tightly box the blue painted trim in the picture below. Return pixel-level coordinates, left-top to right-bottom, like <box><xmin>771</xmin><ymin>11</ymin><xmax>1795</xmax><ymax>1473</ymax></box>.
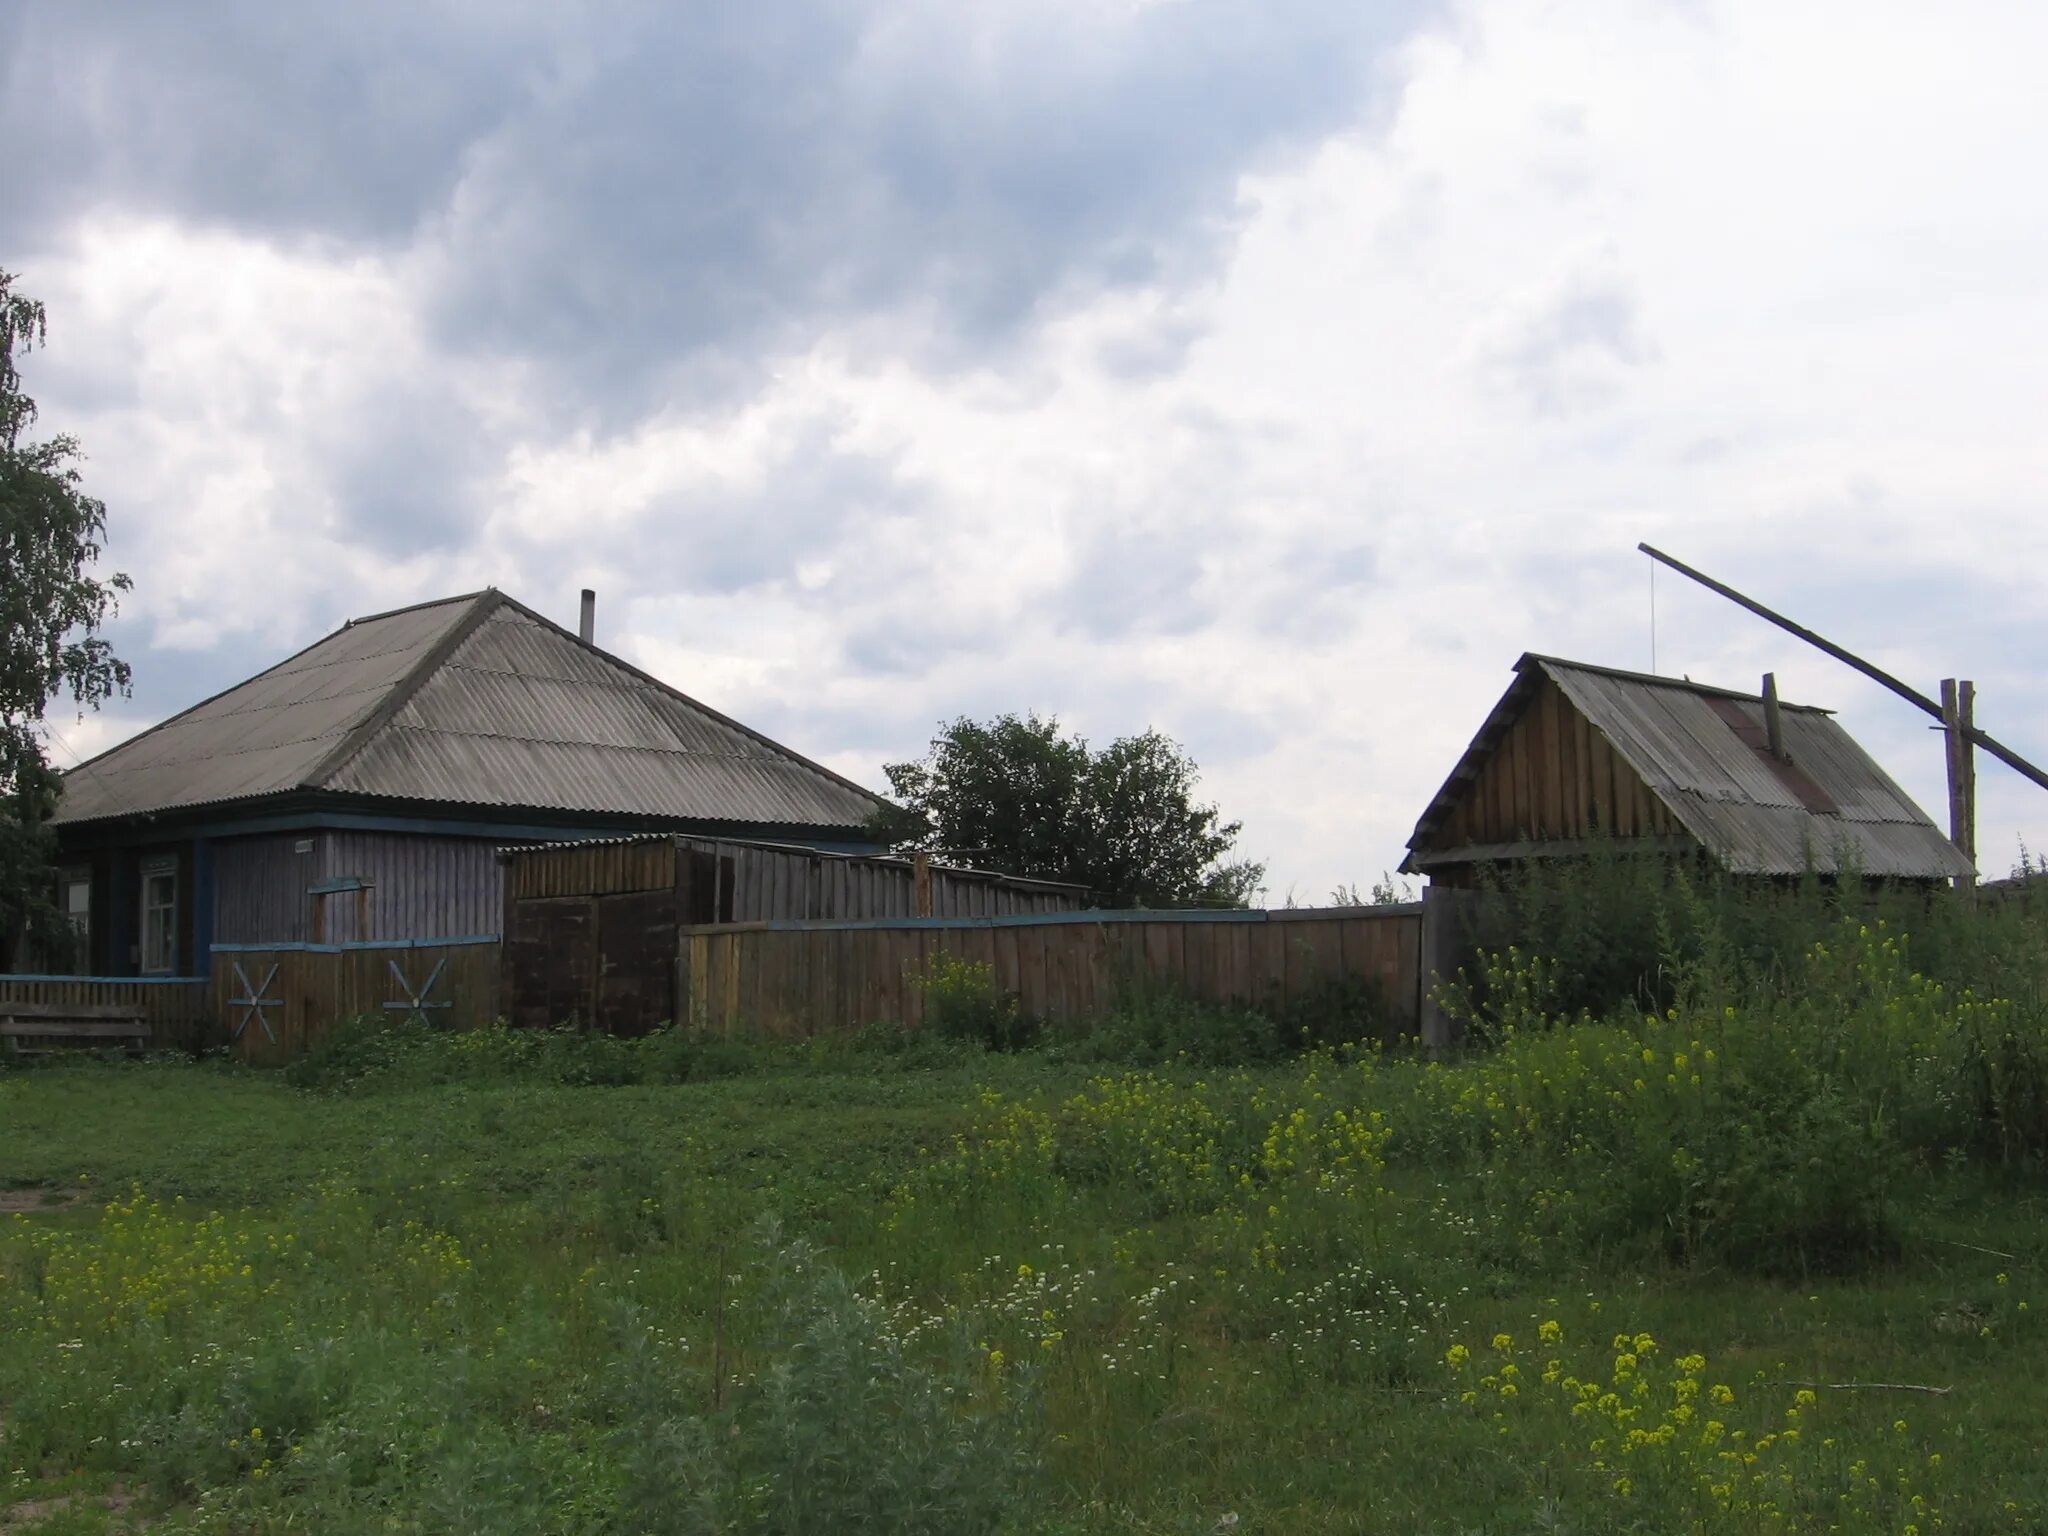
<box><xmin>307</xmin><ymin>878</ymin><xmax>368</xmax><ymax>895</ymax></box>
<box><xmin>207</xmin><ymin>936</ymin><xmax>498</xmax><ymax>956</ymax></box>
<box><xmin>2</xmin><ymin>973</ymin><xmax>207</xmax><ymax>985</ymax></box>
<box><xmin>683</xmin><ymin>904</ymin><xmax>1423</xmax><ymax>934</ymax></box>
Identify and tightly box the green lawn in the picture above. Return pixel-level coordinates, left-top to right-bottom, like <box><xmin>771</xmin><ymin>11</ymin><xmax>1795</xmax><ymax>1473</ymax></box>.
<box><xmin>3</xmin><ymin>1046</ymin><xmax>2044</xmax><ymax>1535</ymax></box>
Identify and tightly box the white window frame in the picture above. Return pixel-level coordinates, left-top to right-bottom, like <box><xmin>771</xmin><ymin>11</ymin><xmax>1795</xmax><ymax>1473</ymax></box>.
<box><xmin>140</xmin><ymin>855</ymin><xmax>179</xmax><ymax>976</ymax></box>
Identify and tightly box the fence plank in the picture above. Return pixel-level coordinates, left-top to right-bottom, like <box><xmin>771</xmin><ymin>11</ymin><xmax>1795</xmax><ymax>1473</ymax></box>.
<box><xmin>657</xmin><ymin>908</ymin><xmax>1424</xmax><ymax>1042</ymax></box>
<box><xmin>74</xmin><ymin>904</ymin><xmax>1426</xmax><ymax>1064</ymax></box>
<box><xmin>1024</xmin><ymin>928</ymin><xmax>1049</xmax><ymax>1023</ymax></box>
<box><xmin>0</xmin><ymin>976</ymin><xmax>213</xmax><ymax>1052</ymax></box>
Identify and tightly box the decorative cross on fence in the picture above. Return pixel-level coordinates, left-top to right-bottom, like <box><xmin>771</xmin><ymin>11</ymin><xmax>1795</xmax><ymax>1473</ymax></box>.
<box><xmin>383</xmin><ymin>956</ymin><xmax>452</xmax><ymax>1027</ymax></box>
<box><xmin>228</xmin><ymin>962</ymin><xmax>281</xmax><ymax>1043</ymax></box>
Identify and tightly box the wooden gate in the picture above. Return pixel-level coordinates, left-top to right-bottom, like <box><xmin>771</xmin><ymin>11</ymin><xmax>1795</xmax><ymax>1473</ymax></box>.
<box><xmin>208</xmin><ymin>939</ymin><xmax>501</xmax><ymax>1063</ymax></box>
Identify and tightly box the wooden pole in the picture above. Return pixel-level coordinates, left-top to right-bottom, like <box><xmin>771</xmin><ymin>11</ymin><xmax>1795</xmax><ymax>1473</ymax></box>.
<box><xmin>1960</xmin><ymin>680</ymin><xmax>1978</xmax><ymax>884</ymax></box>
<box><xmin>913</xmin><ymin>852</ymin><xmax>933</xmax><ymax>918</ymax></box>
<box><xmin>1942</xmin><ymin>679</ymin><xmax>1977</xmax><ymax>887</ymax></box>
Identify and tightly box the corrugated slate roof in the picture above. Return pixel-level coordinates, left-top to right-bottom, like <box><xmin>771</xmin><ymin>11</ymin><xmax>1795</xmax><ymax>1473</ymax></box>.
<box><xmin>493</xmin><ymin>831</ymin><xmax>1095</xmax><ymax>894</ymax></box>
<box><xmin>55</xmin><ymin>591</ymin><xmax>887</xmax><ymax>832</ymax></box>
<box><xmin>1406</xmin><ymin>654</ymin><xmax>1973</xmax><ymax>879</ymax></box>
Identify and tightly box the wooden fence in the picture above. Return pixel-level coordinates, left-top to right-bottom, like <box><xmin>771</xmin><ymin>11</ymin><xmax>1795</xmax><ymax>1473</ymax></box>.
<box><xmin>681</xmin><ymin>906</ymin><xmax>1426</xmax><ymax>1042</ymax></box>
<box><xmin>0</xmin><ymin>975</ymin><xmax>214</xmax><ymax>1051</ymax></box>
<box><xmin>3</xmin><ymin>894</ymin><xmax>1469</xmax><ymax>1063</ymax></box>
<box><xmin>208</xmin><ymin>939</ymin><xmax>502</xmax><ymax>1065</ymax></box>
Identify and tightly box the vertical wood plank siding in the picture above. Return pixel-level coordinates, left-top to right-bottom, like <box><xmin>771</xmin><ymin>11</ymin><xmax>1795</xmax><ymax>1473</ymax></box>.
<box><xmin>680</xmin><ymin>908</ymin><xmax>1424</xmax><ymax>1044</ymax></box>
<box><xmin>209</xmin><ymin>940</ymin><xmax>502</xmax><ymax>1064</ymax></box>
<box><xmin>1436</xmin><ymin>676</ymin><xmax>1676</xmax><ymax>850</ymax></box>
<box><xmin>213</xmin><ymin>832</ymin><xmax>508</xmax><ymax>947</ymax></box>
<box><xmin>212</xmin><ymin>834</ymin><xmax>321</xmax><ymax>944</ymax></box>
<box><xmin>323</xmin><ymin>833</ymin><xmax>507</xmax><ymax>941</ymax></box>
<box><xmin>0</xmin><ymin>977</ymin><xmax>214</xmax><ymax>1051</ymax></box>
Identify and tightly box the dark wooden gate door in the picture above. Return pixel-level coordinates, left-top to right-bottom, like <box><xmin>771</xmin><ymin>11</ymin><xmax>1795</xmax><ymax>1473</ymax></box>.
<box><xmin>595</xmin><ymin>890</ymin><xmax>678</xmax><ymax>1037</ymax></box>
<box><xmin>504</xmin><ymin>897</ymin><xmax>596</xmax><ymax>1030</ymax></box>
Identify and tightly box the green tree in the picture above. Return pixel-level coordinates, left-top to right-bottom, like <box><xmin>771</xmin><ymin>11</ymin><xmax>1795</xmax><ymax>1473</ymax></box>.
<box><xmin>876</xmin><ymin>713</ymin><xmax>1263</xmax><ymax>908</ymax></box>
<box><xmin>2</xmin><ymin>270</ymin><xmax>131</xmax><ymax>966</ymax></box>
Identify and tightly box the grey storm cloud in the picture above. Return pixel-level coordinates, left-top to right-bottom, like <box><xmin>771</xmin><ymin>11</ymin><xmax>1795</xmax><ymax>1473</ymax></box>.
<box><xmin>3</xmin><ymin>0</ymin><xmax>1431</xmax><ymax>415</ymax></box>
<box><xmin>543</xmin><ymin>413</ymin><xmax>925</xmax><ymax>604</ymax></box>
<box><xmin>0</xmin><ymin>6</ymin><xmax>530</xmax><ymax>247</ymax></box>
<box><xmin>321</xmin><ymin>384</ymin><xmax>501</xmax><ymax>555</ymax></box>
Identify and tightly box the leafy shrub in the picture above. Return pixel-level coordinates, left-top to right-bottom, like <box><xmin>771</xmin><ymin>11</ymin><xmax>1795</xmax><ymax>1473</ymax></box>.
<box><xmin>1408</xmin><ymin>915</ymin><xmax>2048</xmax><ymax>1271</ymax></box>
<box><xmin>839</xmin><ymin>1016</ymin><xmax>982</xmax><ymax>1069</ymax></box>
<box><xmin>1453</xmin><ymin>844</ymin><xmax>2048</xmax><ymax>1028</ymax></box>
<box><xmin>1048</xmin><ymin>972</ymin><xmax>1393</xmax><ymax>1069</ymax></box>
<box><xmin>282</xmin><ymin>1011</ymin><xmax>424</xmax><ymax>1090</ymax></box>
<box><xmin>915</xmin><ymin>954</ymin><xmax>1033</xmax><ymax>1051</ymax></box>
<box><xmin>1271</xmin><ymin>973</ymin><xmax>1396</xmax><ymax>1052</ymax></box>
<box><xmin>608</xmin><ymin>1232</ymin><xmax>1049</xmax><ymax>1536</ymax></box>
<box><xmin>1449</xmin><ymin>850</ymin><xmax>1851</xmax><ymax>1024</ymax></box>
<box><xmin>1059</xmin><ymin>989</ymin><xmax>1282</xmax><ymax>1067</ymax></box>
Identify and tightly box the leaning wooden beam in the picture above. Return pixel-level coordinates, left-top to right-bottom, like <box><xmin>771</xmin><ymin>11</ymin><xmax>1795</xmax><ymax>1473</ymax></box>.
<box><xmin>1639</xmin><ymin>542</ymin><xmax>2048</xmax><ymax>796</ymax></box>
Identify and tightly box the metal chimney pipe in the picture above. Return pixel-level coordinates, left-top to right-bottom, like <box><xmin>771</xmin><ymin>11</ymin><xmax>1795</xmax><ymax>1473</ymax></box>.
<box><xmin>579</xmin><ymin>589</ymin><xmax>596</xmax><ymax>645</ymax></box>
<box><xmin>1762</xmin><ymin>672</ymin><xmax>1787</xmax><ymax>762</ymax></box>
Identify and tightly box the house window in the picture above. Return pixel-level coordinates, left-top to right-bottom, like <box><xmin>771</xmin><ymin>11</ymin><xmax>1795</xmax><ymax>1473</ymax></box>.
<box><xmin>59</xmin><ymin>866</ymin><xmax>91</xmax><ymax>973</ymax></box>
<box><xmin>140</xmin><ymin>855</ymin><xmax>178</xmax><ymax>975</ymax></box>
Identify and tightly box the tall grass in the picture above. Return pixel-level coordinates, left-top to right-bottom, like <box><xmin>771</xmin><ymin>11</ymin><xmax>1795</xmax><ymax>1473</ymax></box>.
<box><xmin>4</xmin><ymin>866</ymin><xmax>2045</xmax><ymax>1532</ymax></box>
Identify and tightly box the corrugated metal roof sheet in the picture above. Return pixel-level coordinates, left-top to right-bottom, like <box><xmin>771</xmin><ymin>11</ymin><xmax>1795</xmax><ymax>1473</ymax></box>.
<box><xmin>54</xmin><ymin>596</ymin><xmax>477</xmax><ymax>825</ymax></box>
<box><xmin>494</xmin><ymin>831</ymin><xmax>1095</xmax><ymax>894</ymax></box>
<box><xmin>1405</xmin><ymin>654</ymin><xmax>1973</xmax><ymax>880</ymax></box>
<box><xmin>56</xmin><ymin>591</ymin><xmax>888</xmax><ymax>833</ymax></box>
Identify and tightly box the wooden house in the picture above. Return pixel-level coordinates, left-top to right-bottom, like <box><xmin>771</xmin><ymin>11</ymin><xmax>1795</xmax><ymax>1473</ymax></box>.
<box><xmin>1400</xmin><ymin>654</ymin><xmax>1975</xmax><ymax>886</ymax></box>
<box><xmin>32</xmin><ymin>590</ymin><xmax>891</xmax><ymax>977</ymax></box>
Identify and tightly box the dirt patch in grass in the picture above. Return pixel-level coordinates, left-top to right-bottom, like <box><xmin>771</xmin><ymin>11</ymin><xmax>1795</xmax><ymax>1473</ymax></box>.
<box><xmin>0</xmin><ymin>1482</ymin><xmax>136</xmax><ymax>1532</ymax></box>
<box><xmin>0</xmin><ymin>1190</ymin><xmax>78</xmax><ymax>1214</ymax></box>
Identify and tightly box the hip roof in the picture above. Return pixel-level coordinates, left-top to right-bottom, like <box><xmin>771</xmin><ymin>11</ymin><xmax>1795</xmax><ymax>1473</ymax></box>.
<box><xmin>54</xmin><ymin>590</ymin><xmax>888</xmax><ymax>833</ymax></box>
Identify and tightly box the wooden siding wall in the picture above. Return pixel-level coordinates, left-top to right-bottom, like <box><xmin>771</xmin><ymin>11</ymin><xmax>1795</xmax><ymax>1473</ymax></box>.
<box><xmin>1432</xmin><ymin>676</ymin><xmax>1682</xmax><ymax>851</ymax></box>
<box><xmin>0</xmin><ymin>976</ymin><xmax>214</xmax><ymax>1051</ymax></box>
<box><xmin>506</xmin><ymin>840</ymin><xmax>680</xmax><ymax>900</ymax></box>
<box><xmin>213</xmin><ymin>834</ymin><xmax>319</xmax><ymax>944</ymax></box>
<box><xmin>682</xmin><ymin>908</ymin><xmax>1423</xmax><ymax>1043</ymax></box>
<box><xmin>212</xmin><ymin>832</ymin><xmax>507</xmax><ymax>946</ymax></box>
<box><xmin>209</xmin><ymin>940</ymin><xmax>501</xmax><ymax>1065</ymax></box>
<box><xmin>503</xmin><ymin>837</ymin><xmax>1085</xmax><ymax>920</ymax></box>
<box><xmin>700</xmin><ymin>839</ymin><xmax>1060</xmax><ymax>920</ymax></box>
<box><xmin>321</xmin><ymin>833</ymin><xmax>506</xmax><ymax>942</ymax></box>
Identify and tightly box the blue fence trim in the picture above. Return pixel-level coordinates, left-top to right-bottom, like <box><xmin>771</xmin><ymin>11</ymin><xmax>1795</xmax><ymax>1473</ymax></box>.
<box><xmin>1</xmin><ymin>974</ymin><xmax>209</xmax><ymax>985</ymax></box>
<box><xmin>683</xmin><ymin>904</ymin><xmax>1422</xmax><ymax>935</ymax></box>
<box><xmin>208</xmin><ymin>937</ymin><xmax>499</xmax><ymax>956</ymax></box>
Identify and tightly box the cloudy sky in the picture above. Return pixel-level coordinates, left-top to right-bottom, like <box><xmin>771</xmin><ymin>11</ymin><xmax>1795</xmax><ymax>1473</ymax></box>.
<box><xmin>7</xmin><ymin>0</ymin><xmax>2046</xmax><ymax>895</ymax></box>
